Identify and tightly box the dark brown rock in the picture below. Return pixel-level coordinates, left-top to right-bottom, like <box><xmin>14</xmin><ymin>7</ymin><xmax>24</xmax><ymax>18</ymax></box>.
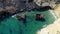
<box><xmin>35</xmin><ymin>14</ymin><xmax>45</xmax><ymax>21</ymax></box>
<box><xmin>16</xmin><ymin>15</ymin><xmax>27</xmax><ymax>25</ymax></box>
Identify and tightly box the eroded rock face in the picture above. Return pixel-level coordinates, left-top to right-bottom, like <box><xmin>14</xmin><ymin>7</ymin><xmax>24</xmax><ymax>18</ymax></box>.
<box><xmin>34</xmin><ymin>0</ymin><xmax>58</xmax><ymax>8</ymax></box>
<box><xmin>5</xmin><ymin>6</ymin><xmax>17</xmax><ymax>14</ymax></box>
<box><xmin>0</xmin><ymin>0</ymin><xmax>59</xmax><ymax>13</ymax></box>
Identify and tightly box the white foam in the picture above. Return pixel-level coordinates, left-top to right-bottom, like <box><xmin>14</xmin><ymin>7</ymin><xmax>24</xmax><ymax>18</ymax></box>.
<box><xmin>12</xmin><ymin>15</ymin><xmax>16</xmax><ymax>18</ymax></box>
<box><xmin>37</xmin><ymin>28</ymin><xmax>49</xmax><ymax>34</ymax></box>
<box><xmin>37</xmin><ymin>18</ymin><xmax>60</xmax><ymax>34</ymax></box>
<box><xmin>49</xmin><ymin>10</ymin><xmax>57</xmax><ymax>20</ymax></box>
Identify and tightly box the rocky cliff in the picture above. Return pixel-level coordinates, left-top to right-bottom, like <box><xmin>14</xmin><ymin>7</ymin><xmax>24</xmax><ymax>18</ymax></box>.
<box><xmin>34</xmin><ymin>0</ymin><xmax>59</xmax><ymax>8</ymax></box>
<box><xmin>0</xmin><ymin>0</ymin><xmax>60</xmax><ymax>12</ymax></box>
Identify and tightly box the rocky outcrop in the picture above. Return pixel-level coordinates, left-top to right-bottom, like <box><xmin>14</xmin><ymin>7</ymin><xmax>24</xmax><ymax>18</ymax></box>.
<box><xmin>0</xmin><ymin>0</ymin><xmax>59</xmax><ymax>13</ymax></box>
<box><xmin>34</xmin><ymin>0</ymin><xmax>58</xmax><ymax>8</ymax></box>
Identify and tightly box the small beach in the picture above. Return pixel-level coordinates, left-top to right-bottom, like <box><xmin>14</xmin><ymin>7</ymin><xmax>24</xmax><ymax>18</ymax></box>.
<box><xmin>36</xmin><ymin>4</ymin><xmax>60</xmax><ymax>34</ymax></box>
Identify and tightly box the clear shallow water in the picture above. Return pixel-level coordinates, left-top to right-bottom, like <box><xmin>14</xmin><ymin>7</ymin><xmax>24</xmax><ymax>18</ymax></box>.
<box><xmin>0</xmin><ymin>11</ymin><xmax>55</xmax><ymax>34</ymax></box>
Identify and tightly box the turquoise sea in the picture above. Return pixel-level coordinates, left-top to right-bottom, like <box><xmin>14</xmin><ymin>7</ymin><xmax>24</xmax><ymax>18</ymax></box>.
<box><xmin>0</xmin><ymin>10</ymin><xmax>55</xmax><ymax>34</ymax></box>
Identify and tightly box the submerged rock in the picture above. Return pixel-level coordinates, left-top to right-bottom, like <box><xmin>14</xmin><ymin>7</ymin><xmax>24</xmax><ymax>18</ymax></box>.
<box><xmin>16</xmin><ymin>14</ymin><xmax>27</xmax><ymax>25</ymax></box>
<box><xmin>35</xmin><ymin>14</ymin><xmax>45</xmax><ymax>21</ymax></box>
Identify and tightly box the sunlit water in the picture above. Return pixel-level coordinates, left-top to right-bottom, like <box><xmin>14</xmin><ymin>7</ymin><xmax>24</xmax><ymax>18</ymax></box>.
<box><xmin>0</xmin><ymin>10</ymin><xmax>55</xmax><ymax>34</ymax></box>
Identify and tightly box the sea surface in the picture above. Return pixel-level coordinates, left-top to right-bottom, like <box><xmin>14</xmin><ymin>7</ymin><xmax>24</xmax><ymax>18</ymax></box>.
<box><xmin>0</xmin><ymin>10</ymin><xmax>55</xmax><ymax>34</ymax></box>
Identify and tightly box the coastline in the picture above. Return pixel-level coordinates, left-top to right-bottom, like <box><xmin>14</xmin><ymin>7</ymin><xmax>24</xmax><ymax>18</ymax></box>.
<box><xmin>54</xmin><ymin>4</ymin><xmax>60</xmax><ymax>18</ymax></box>
<box><xmin>37</xmin><ymin>18</ymin><xmax>60</xmax><ymax>34</ymax></box>
<box><xmin>49</xmin><ymin>10</ymin><xmax>58</xmax><ymax>20</ymax></box>
<box><xmin>36</xmin><ymin>4</ymin><xmax>60</xmax><ymax>34</ymax></box>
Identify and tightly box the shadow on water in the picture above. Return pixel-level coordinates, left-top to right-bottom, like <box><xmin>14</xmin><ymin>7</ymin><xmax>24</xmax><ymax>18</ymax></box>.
<box><xmin>23</xmin><ymin>15</ymin><xmax>27</xmax><ymax>26</ymax></box>
<box><xmin>31</xmin><ymin>6</ymin><xmax>53</xmax><ymax>11</ymax></box>
<box><xmin>0</xmin><ymin>11</ymin><xmax>12</xmax><ymax>23</ymax></box>
<box><xmin>36</xmin><ymin>18</ymin><xmax>45</xmax><ymax>22</ymax></box>
<box><xmin>19</xmin><ymin>29</ymin><xmax>23</xmax><ymax>34</ymax></box>
<box><xmin>0</xmin><ymin>32</ymin><xmax>3</xmax><ymax>34</ymax></box>
<box><xmin>0</xmin><ymin>10</ymin><xmax>24</xmax><ymax>23</ymax></box>
<box><xmin>17</xmin><ymin>15</ymin><xmax>27</xmax><ymax>26</ymax></box>
<box><xmin>9</xmin><ymin>29</ymin><xmax>12</xmax><ymax>34</ymax></box>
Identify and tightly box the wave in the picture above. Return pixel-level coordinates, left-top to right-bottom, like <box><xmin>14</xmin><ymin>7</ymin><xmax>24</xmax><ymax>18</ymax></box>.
<box><xmin>49</xmin><ymin>10</ymin><xmax>57</xmax><ymax>20</ymax></box>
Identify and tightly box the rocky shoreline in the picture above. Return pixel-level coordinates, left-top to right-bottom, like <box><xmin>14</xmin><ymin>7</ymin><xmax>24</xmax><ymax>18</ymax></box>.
<box><xmin>0</xmin><ymin>0</ymin><xmax>60</xmax><ymax>22</ymax></box>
